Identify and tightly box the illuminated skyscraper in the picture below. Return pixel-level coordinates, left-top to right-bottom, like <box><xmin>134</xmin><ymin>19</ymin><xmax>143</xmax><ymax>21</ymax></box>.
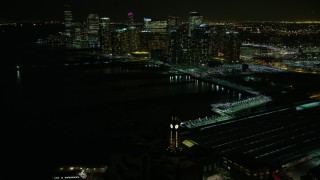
<box><xmin>143</xmin><ymin>18</ymin><xmax>152</xmax><ymax>29</ymax></box>
<box><xmin>176</xmin><ymin>23</ymin><xmax>192</xmax><ymax>66</ymax></box>
<box><xmin>168</xmin><ymin>29</ymin><xmax>179</xmax><ymax>64</ymax></box>
<box><xmin>112</xmin><ymin>28</ymin><xmax>130</xmax><ymax>56</ymax></box>
<box><xmin>64</xmin><ymin>5</ymin><xmax>73</xmax><ymax>37</ymax></box>
<box><xmin>128</xmin><ymin>12</ymin><xmax>134</xmax><ymax>25</ymax></box>
<box><xmin>223</xmin><ymin>31</ymin><xmax>241</xmax><ymax>63</ymax></box>
<box><xmin>128</xmin><ymin>26</ymin><xmax>140</xmax><ymax>53</ymax></box>
<box><xmin>139</xmin><ymin>30</ymin><xmax>152</xmax><ymax>52</ymax></box>
<box><xmin>209</xmin><ymin>26</ymin><xmax>220</xmax><ymax>58</ymax></box>
<box><xmin>149</xmin><ymin>33</ymin><xmax>168</xmax><ymax>61</ymax></box>
<box><xmin>191</xmin><ymin>24</ymin><xmax>211</xmax><ymax>66</ymax></box>
<box><xmin>87</xmin><ymin>14</ymin><xmax>100</xmax><ymax>48</ymax></box>
<box><xmin>167</xmin><ymin>16</ymin><xmax>179</xmax><ymax>33</ymax></box>
<box><xmin>144</xmin><ymin>19</ymin><xmax>167</xmax><ymax>34</ymax></box>
<box><xmin>73</xmin><ymin>22</ymin><xmax>87</xmax><ymax>47</ymax></box>
<box><xmin>188</xmin><ymin>12</ymin><xmax>203</xmax><ymax>36</ymax></box>
<box><xmin>100</xmin><ymin>17</ymin><xmax>112</xmax><ymax>53</ymax></box>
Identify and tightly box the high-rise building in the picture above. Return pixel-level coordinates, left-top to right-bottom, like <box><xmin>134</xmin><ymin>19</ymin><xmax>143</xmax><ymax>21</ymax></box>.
<box><xmin>209</xmin><ymin>26</ymin><xmax>219</xmax><ymax>58</ymax></box>
<box><xmin>223</xmin><ymin>31</ymin><xmax>241</xmax><ymax>63</ymax></box>
<box><xmin>167</xmin><ymin>16</ymin><xmax>179</xmax><ymax>33</ymax></box>
<box><xmin>191</xmin><ymin>24</ymin><xmax>211</xmax><ymax>66</ymax></box>
<box><xmin>168</xmin><ymin>29</ymin><xmax>179</xmax><ymax>64</ymax></box>
<box><xmin>188</xmin><ymin>12</ymin><xmax>203</xmax><ymax>36</ymax></box>
<box><xmin>214</xmin><ymin>25</ymin><xmax>227</xmax><ymax>58</ymax></box>
<box><xmin>72</xmin><ymin>22</ymin><xmax>87</xmax><ymax>47</ymax></box>
<box><xmin>112</xmin><ymin>28</ymin><xmax>130</xmax><ymax>56</ymax></box>
<box><xmin>100</xmin><ymin>17</ymin><xmax>112</xmax><ymax>53</ymax></box>
<box><xmin>64</xmin><ymin>5</ymin><xmax>73</xmax><ymax>37</ymax></box>
<box><xmin>87</xmin><ymin>14</ymin><xmax>100</xmax><ymax>48</ymax></box>
<box><xmin>128</xmin><ymin>12</ymin><xmax>134</xmax><ymax>25</ymax></box>
<box><xmin>168</xmin><ymin>23</ymin><xmax>190</xmax><ymax>66</ymax></box>
<box><xmin>139</xmin><ymin>30</ymin><xmax>152</xmax><ymax>52</ymax></box>
<box><xmin>143</xmin><ymin>18</ymin><xmax>152</xmax><ymax>29</ymax></box>
<box><xmin>128</xmin><ymin>26</ymin><xmax>140</xmax><ymax>53</ymax></box>
<box><xmin>144</xmin><ymin>19</ymin><xmax>167</xmax><ymax>34</ymax></box>
<box><xmin>170</xmin><ymin>22</ymin><xmax>212</xmax><ymax>67</ymax></box>
<box><xmin>149</xmin><ymin>33</ymin><xmax>168</xmax><ymax>61</ymax></box>
<box><xmin>176</xmin><ymin>23</ymin><xmax>192</xmax><ymax>66</ymax></box>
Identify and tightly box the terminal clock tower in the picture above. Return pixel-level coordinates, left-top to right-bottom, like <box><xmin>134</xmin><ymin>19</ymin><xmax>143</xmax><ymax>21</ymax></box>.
<box><xmin>167</xmin><ymin>113</ymin><xmax>182</xmax><ymax>154</ymax></box>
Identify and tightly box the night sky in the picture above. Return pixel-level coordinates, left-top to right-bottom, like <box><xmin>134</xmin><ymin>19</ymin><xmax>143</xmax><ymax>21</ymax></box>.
<box><xmin>1</xmin><ymin>0</ymin><xmax>319</xmax><ymax>21</ymax></box>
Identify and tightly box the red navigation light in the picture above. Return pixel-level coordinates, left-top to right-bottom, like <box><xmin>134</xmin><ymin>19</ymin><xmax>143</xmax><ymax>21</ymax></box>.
<box><xmin>272</xmin><ymin>170</ymin><xmax>281</xmax><ymax>180</ymax></box>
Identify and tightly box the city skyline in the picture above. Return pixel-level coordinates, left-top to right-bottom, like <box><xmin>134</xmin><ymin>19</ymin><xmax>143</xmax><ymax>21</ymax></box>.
<box><xmin>1</xmin><ymin>0</ymin><xmax>320</xmax><ymax>21</ymax></box>
<box><xmin>2</xmin><ymin>1</ymin><xmax>320</xmax><ymax>179</ymax></box>
<box><xmin>5</xmin><ymin>23</ymin><xmax>319</xmax><ymax>178</ymax></box>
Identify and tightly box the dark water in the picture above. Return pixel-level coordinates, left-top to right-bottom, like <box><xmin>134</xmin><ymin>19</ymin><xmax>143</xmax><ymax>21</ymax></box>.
<box><xmin>6</xmin><ymin>60</ymin><xmax>250</xmax><ymax>162</ymax></box>
<box><xmin>11</xmin><ymin>64</ymin><xmax>247</xmax><ymax>127</ymax></box>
